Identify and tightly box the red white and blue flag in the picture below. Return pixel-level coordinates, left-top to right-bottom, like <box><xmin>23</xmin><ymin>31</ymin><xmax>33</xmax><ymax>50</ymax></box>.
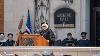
<box><xmin>26</xmin><ymin>9</ymin><xmax>32</xmax><ymax>34</ymax></box>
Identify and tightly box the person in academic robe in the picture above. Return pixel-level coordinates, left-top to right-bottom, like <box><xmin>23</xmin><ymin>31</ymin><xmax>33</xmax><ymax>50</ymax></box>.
<box><xmin>0</xmin><ymin>33</ymin><xmax>7</xmax><ymax>46</ymax></box>
<box><xmin>77</xmin><ymin>32</ymin><xmax>91</xmax><ymax>47</ymax></box>
<box><xmin>62</xmin><ymin>33</ymin><xmax>77</xmax><ymax>46</ymax></box>
<box><xmin>6</xmin><ymin>33</ymin><xmax>15</xmax><ymax>46</ymax></box>
<box><xmin>39</xmin><ymin>22</ymin><xmax>55</xmax><ymax>46</ymax></box>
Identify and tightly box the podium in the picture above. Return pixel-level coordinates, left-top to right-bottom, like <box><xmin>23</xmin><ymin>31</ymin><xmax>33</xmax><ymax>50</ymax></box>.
<box><xmin>16</xmin><ymin>34</ymin><xmax>48</xmax><ymax>46</ymax></box>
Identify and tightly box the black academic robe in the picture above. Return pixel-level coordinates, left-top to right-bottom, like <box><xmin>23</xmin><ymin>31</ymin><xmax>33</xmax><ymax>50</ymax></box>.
<box><xmin>77</xmin><ymin>39</ymin><xmax>90</xmax><ymax>47</ymax></box>
<box><xmin>39</xmin><ymin>28</ymin><xmax>55</xmax><ymax>46</ymax></box>
<box><xmin>6</xmin><ymin>39</ymin><xmax>15</xmax><ymax>46</ymax></box>
<box><xmin>62</xmin><ymin>38</ymin><xmax>77</xmax><ymax>46</ymax></box>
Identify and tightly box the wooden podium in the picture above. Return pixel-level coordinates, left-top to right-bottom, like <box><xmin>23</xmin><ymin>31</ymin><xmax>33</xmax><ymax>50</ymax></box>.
<box><xmin>16</xmin><ymin>34</ymin><xmax>48</xmax><ymax>46</ymax></box>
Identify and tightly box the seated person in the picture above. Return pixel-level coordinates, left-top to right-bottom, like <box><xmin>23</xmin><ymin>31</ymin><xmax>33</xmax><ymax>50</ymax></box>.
<box><xmin>62</xmin><ymin>33</ymin><xmax>77</xmax><ymax>46</ymax></box>
<box><xmin>39</xmin><ymin>22</ymin><xmax>55</xmax><ymax>46</ymax></box>
<box><xmin>54</xmin><ymin>39</ymin><xmax>62</xmax><ymax>46</ymax></box>
<box><xmin>0</xmin><ymin>33</ymin><xmax>7</xmax><ymax>46</ymax></box>
<box><xmin>6</xmin><ymin>33</ymin><xmax>15</xmax><ymax>46</ymax></box>
<box><xmin>77</xmin><ymin>32</ymin><xmax>90</xmax><ymax>47</ymax></box>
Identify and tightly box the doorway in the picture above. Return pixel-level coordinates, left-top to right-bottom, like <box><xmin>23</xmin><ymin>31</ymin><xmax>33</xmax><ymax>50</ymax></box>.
<box><xmin>90</xmin><ymin>0</ymin><xmax>100</xmax><ymax>46</ymax></box>
<box><xmin>95</xmin><ymin>9</ymin><xmax>100</xmax><ymax>46</ymax></box>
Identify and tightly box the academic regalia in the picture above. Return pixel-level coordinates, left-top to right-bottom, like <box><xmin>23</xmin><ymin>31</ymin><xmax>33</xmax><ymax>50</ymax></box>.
<box><xmin>62</xmin><ymin>38</ymin><xmax>77</xmax><ymax>46</ymax></box>
<box><xmin>39</xmin><ymin>28</ymin><xmax>55</xmax><ymax>46</ymax></box>
<box><xmin>6</xmin><ymin>39</ymin><xmax>15</xmax><ymax>46</ymax></box>
<box><xmin>0</xmin><ymin>39</ymin><xmax>7</xmax><ymax>46</ymax></box>
<box><xmin>77</xmin><ymin>39</ymin><xmax>90</xmax><ymax>47</ymax></box>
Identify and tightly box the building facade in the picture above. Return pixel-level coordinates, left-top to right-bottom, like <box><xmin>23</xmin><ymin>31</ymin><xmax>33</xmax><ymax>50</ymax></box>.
<box><xmin>4</xmin><ymin>0</ymin><xmax>90</xmax><ymax>41</ymax></box>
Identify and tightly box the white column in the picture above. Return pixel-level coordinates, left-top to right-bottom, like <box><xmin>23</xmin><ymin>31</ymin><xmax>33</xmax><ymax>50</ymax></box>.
<box><xmin>80</xmin><ymin>0</ymin><xmax>90</xmax><ymax>39</ymax></box>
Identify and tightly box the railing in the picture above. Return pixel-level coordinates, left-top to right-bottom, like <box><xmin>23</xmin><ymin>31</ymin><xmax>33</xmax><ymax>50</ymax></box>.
<box><xmin>0</xmin><ymin>47</ymin><xmax>100</xmax><ymax>56</ymax></box>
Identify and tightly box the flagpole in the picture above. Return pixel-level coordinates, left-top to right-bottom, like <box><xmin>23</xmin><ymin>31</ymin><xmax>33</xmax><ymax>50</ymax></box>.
<box><xmin>18</xmin><ymin>16</ymin><xmax>24</xmax><ymax>34</ymax></box>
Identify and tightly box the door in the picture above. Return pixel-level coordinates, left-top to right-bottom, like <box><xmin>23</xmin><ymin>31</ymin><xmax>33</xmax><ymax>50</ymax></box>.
<box><xmin>95</xmin><ymin>10</ymin><xmax>100</xmax><ymax>46</ymax></box>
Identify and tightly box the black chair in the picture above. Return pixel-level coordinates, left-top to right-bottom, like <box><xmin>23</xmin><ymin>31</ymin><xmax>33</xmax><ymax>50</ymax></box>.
<box><xmin>54</xmin><ymin>40</ymin><xmax>62</xmax><ymax>46</ymax></box>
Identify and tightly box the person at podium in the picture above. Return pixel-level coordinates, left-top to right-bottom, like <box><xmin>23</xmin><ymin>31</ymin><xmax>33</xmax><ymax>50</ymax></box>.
<box><xmin>77</xmin><ymin>32</ymin><xmax>91</xmax><ymax>47</ymax></box>
<box><xmin>39</xmin><ymin>22</ymin><xmax>55</xmax><ymax>46</ymax></box>
<box><xmin>62</xmin><ymin>33</ymin><xmax>77</xmax><ymax>46</ymax></box>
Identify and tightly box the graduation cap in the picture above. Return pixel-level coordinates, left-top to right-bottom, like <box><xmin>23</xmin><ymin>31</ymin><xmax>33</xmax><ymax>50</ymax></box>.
<box><xmin>67</xmin><ymin>33</ymin><xmax>72</xmax><ymax>36</ymax></box>
<box><xmin>81</xmin><ymin>32</ymin><xmax>87</xmax><ymax>35</ymax></box>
